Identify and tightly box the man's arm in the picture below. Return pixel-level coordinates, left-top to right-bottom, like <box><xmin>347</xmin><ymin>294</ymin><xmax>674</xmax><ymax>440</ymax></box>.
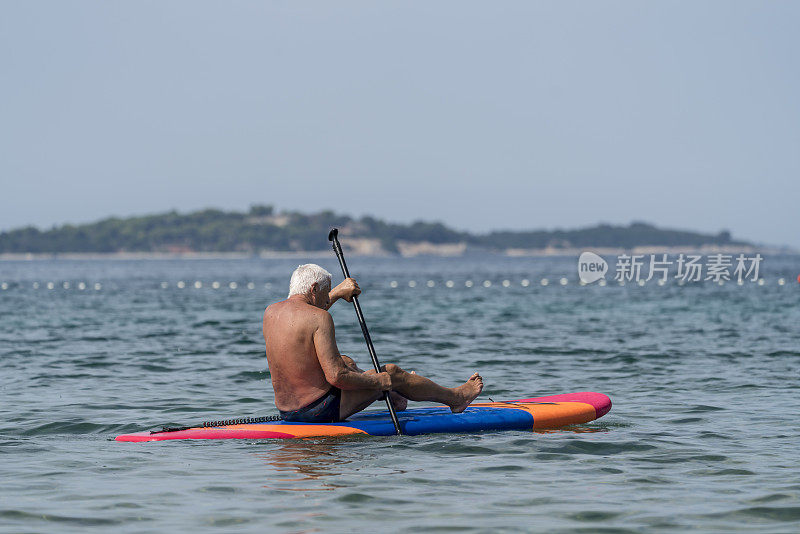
<box><xmin>314</xmin><ymin>312</ymin><xmax>390</xmax><ymax>391</ymax></box>
<box><xmin>326</xmin><ymin>278</ymin><xmax>361</xmax><ymax>310</ymax></box>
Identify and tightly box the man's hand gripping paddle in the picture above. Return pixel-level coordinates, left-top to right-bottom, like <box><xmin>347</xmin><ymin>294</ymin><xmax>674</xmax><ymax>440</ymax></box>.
<box><xmin>328</xmin><ymin>228</ymin><xmax>402</xmax><ymax>435</ymax></box>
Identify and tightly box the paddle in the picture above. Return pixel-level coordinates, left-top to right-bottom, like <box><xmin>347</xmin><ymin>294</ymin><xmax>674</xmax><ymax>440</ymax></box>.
<box><xmin>328</xmin><ymin>228</ymin><xmax>402</xmax><ymax>435</ymax></box>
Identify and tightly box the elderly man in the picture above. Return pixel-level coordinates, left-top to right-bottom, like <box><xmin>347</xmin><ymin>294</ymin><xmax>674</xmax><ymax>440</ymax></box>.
<box><xmin>263</xmin><ymin>264</ymin><xmax>483</xmax><ymax>423</ymax></box>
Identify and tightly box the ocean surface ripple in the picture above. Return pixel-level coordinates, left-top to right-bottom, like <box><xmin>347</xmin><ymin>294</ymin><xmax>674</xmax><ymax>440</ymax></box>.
<box><xmin>1</xmin><ymin>256</ymin><xmax>799</xmax><ymax>533</ymax></box>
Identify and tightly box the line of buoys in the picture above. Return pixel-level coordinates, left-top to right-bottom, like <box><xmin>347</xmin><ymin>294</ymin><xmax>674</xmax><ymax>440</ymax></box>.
<box><xmin>0</xmin><ymin>282</ymin><xmax>106</xmax><ymax>290</ymax></box>
<box><xmin>380</xmin><ymin>277</ymin><xmax>791</xmax><ymax>288</ymax></box>
<box><xmin>1</xmin><ymin>276</ymin><xmax>796</xmax><ymax>291</ymax></box>
<box><xmin>179</xmin><ymin>281</ymin><xmax>269</xmax><ymax>290</ymax></box>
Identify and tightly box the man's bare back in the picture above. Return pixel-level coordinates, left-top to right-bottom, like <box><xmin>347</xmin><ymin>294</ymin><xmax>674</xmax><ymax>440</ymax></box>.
<box><xmin>262</xmin><ymin>298</ymin><xmax>336</xmax><ymax>411</ymax></box>
<box><xmin>263</xmin><ymin>264</ymin><xmax>483</xmax><ymax>423</ymax></box>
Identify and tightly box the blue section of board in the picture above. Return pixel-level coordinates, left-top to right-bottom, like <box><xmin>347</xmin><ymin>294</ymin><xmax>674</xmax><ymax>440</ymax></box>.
<box><xmin>272</xmin><ymin>405</ymin><xmax>535</xmax><ymax>436</ymax></box>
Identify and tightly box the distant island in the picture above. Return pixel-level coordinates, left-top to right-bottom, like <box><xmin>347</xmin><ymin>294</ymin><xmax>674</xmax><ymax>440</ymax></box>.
<box><xmin>0</xmin><ymin>205</ymin><xmax>756</xmax><ymax>257</ymax></box>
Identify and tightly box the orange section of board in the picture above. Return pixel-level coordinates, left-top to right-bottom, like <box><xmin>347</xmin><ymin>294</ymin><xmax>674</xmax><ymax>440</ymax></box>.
<box><xmin>471</xmin><ymin>401</ymin><xmax>597</xmax><ymax>429</ymax></box>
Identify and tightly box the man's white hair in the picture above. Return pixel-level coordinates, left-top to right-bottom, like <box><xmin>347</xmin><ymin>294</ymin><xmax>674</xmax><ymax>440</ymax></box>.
<box><xmin>288</xmin><ymin>263</ymin><xmax>332</xmax><ymax>297</ymax></box>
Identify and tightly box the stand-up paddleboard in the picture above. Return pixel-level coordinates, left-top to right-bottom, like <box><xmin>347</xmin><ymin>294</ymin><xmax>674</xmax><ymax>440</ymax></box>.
<box><xmin>116</xmin><ymin>392</ymin><xmax>611</xmax><ymax>442</ymax></box>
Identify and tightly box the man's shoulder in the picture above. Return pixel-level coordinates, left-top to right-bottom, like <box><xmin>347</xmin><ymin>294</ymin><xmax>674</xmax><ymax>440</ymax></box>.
<box><xmin>265</xmin><ymin>299</ymin><xmax>330</xmax><ymax>322</ymax></box>
<box><xmin>263</xmin><ymin>300</ymin><xmax>282</xmax><ymax>318</ymax></box>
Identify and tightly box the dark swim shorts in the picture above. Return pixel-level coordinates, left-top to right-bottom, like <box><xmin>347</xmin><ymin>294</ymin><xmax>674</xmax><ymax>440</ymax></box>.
<box><xmin>279</xmin><ymin>387</ymin><xmax>342</xmax><ymax>423</ymax></box>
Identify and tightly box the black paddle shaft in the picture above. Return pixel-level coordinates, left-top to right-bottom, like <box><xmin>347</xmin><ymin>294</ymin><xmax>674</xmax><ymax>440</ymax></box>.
<box><xmin>328</xmin><ymin>228</ymin><xmax>402</xmax><ymax>435</ymax></box>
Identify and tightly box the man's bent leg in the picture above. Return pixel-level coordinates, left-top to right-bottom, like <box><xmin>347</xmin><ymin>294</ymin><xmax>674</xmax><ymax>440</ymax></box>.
<box><xmin>382</xmin><ymin>364</ymin><xmax>483</xmax><ymax>413</ymax></box>
<box><xmin>337</xmin><ymin>361</ymin><xmax>407</xmax><ymax>420</ymax></box>
<box><xmin>338</xmin><ymin>388</ymin><xmax>384</xmax><ymax>420</ymax></box>
<box><xmin>338</xmin><ymin>365</ymin><xmax>483</xmax><ymax>419</ymax></box>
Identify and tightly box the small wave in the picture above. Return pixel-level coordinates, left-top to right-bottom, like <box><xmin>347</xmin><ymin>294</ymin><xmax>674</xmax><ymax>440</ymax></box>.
<box><xmin>475</xmin><ymin>464</ymin><xmax>528</xmax><ymax>473</ymax></box>
<box><xmin>20</xmin><ymin>421</ymin><xmax>120</xmax><ymax>436</ymax></box>
<box><xmin>75</xmin><ymin>360</ymin><xmax>114</xmax><ymax>369</ymax></box>
<box><xmin>473</xmin><ymin>358</ymin><xmax>537</xmax><ymax>366</ymax></box>
<box><xmin>414</xmin><ymin>442</ymin><xmax>497</xmax><ymax>455</ymax></box>
<box><xmin>668</xmin><ymin>417</ymin><xmax>705</xmax><ymax>424</ymax></box>
<box><xmin>197</xmin><ymin>486</ymin><xmax>238</xmax><ymax>494</ymax></box>
<box><xmin>192</xmin><ymin>320</ymin><xmax>221</xmax><ymax>327</ymax></box>
<box><xmin>601</xmin><ymin>354</ymin><xmax>641</xmax><ymax>364</ymax></box>
<box><xmin>639</xmin><ymin>453</ymin><xmax>729</xmax><ymax>465</ymax></box>
<box><xmin>748</xmin><ymin>493</ymin><xmax>794</xmax><ymax>504</ymax></box>
<box><xmin>141</xmin><ymin>330</ymin><xmax>178</xmax><ymax>339</ymax></box>
<box><xmin>137</xmin><ymin>364</ymin><xmax>174</xmax><ymax>372</ymax></box>
<box><xmin>697</xmin><ymin>431</ymin><xmax>734</xmax><ymax>441</ymax></box>
<box><xmin>229</xmin><ymin>370</ymin><xmax>270</xmax><ymax>382</ymax></box>
<box><xmin>687</xmin><ymin>404</ymin><xmax>725</xmax><ymax>413</ymax></box>
<box><xmin>230</xmin><ymin>339</ymin><xmax>261</xmax><ymax>348</ymax></box>
<box><xmin>336</xmin><ymin>492</ymin><xmax>411</xmax><ymax>505</ymax></box>
<box><xmin>712</xmin><ymin>468</ymin><xmax>756</xmax><ymax>476</ymax></box>
<box><xmin>539</xmin><ymin>440</ymin><xmax>658</xmax><ymax>455</ymax></box>
<box><xmin>129</xmin><ymin>350</ymin><xmax>161</xmax><ymax>356</ymax></box>
<box><xmin>706</xmin><ymin>506</ymin><xmax>800</xmax><ymax>522</ymax></box>
<box><xmin>0</xmin><ymin>510</ymin><xmax>122</xmax><ymax>526</ymax></box>
<box><xmin>766</xmin><ymin>350</ymin><xmax>800</xmax><ymax>357</ymax></box>
<box><xmin>233</xmin><ymin>397</ymin><xmax>265</xmax><ymax>404</ymax></box>
<box><xmin>567</xmin><ymin>510</ymin><xmax>623</xmax><ymax>522</ymax></box>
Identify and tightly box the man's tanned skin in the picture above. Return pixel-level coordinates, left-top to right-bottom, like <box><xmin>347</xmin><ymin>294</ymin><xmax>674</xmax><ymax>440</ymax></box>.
<box><xmin>263</xmin><ymin>278</ymin><xmax>484</xmax><ymax>420</ymax></box>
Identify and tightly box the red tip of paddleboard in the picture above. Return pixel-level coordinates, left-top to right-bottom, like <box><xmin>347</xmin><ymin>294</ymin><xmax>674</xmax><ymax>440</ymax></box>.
<box><xmin>511</xmin><ymin>391</ymin><xmax>612</xmax><ymax>418</ymax></box>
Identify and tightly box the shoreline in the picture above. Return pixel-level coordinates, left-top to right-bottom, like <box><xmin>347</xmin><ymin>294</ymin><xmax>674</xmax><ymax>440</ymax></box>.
<box><xmin>0</xmin><ymin>244</ymin><xmax>794</xmax><ymax>261</ymax></box>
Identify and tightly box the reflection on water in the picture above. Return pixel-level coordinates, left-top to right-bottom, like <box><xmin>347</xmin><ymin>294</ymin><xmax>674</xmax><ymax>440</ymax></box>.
<box><xmin>254</xmin><ymin>425</ymin><xmax>610</xmax><ymax>492</ymax></box>
<box><xmin>255</xmin><ymin>440</ymin><xmax>355</xmax><ymax>491</ymax></box>
<box><xmin>534</xmin><ymin>425</ymin><xmax>610</xmax><ymax>435</ymax></box>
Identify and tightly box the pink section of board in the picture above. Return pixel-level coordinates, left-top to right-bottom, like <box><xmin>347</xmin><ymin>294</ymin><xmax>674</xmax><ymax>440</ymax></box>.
<box><xmin>115</xmin><ymin>428</ymin><xmax>295</xmax><ymax>442</ymax></box>
<box><xmin>511</xmin><ymin>391</ymin><xmax>612</xmax><ymax>418</ymax></box>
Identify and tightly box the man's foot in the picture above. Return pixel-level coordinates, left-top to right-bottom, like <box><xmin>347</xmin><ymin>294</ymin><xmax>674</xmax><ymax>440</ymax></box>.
<box><xmin>450</xmin><ymin>372</ymin><xmax>484</xmax><ymax>413</ymax></box>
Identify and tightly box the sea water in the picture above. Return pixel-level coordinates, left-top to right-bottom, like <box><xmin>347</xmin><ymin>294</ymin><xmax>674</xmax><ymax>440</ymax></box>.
<box><xmin>1</xmin><ymin>255</ymin><xmax>799</xmax><ymax>533</ymax></box>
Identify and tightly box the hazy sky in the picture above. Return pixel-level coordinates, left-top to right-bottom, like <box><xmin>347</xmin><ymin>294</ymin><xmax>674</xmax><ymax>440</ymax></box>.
<box><xmin>1</xmin><ymin>1</ymin><xmax>798</xmax><ymax>246</ymax></box>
